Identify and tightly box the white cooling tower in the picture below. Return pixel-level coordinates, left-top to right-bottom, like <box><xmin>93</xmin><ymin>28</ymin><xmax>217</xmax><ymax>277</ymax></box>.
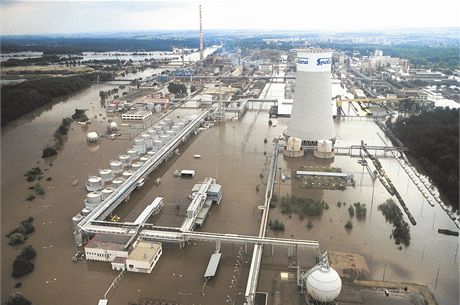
<box><xmin>287</xmin><ymin>49</ymin><xmax>335</xmax><ymax>144</ymax></box>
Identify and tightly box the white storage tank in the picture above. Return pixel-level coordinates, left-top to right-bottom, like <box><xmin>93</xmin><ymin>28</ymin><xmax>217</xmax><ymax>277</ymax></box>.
<box><xmin>164</xmin><ymin>118</ymin><xmax>174</xmax><ymax>127</ymax></box>
<box><xmin>98</xmin><ymin>169</ymin><xmax>114</xmax><ymax>183</ymax></box>
<box><xmin>141</xmin><ymin>133</ymin><xmax>153</xmax><ymax>148</ymax></box>
<box><xmin>148</xmin><ymin>129</ymin><xmax>157</xmax><ymax>139</ymax></box>
<box><xmin>109</xmin><ymin>160</ymin><xmax>123</xmax><ymax>174</ymax></box>
<box><xmin>176</xmin><ymin>122</ymin><xmax>185</xmax><ymax>129</ymax></box>
<box><xmin>85</xmin><ymin>191</ymin><xmax>103</xmax><ymax>209</ymax></box>
<box><xmin>159</xmin><ymin>121</ymin><xmax>168</xmax><ymax>130</ymax></box>
<box><xmin>140</xmin><ymin>156</ymin><xmax>151</xmax><ymax>162</ymax></box>
<box><xmin>107</xmin><ymin>121</ymin><xmax>118</xmax><ymax>133</ymax></box>
<box><xmin>160</xmin><ymin>135</ymin><xmax>170</xmax><ymax>144</ymax></box>
<box><xmin>306</xmin><ymin>266</ymin><xmax>342</xmax><ymax>303</ymax></box>
<box><xmin>127</xmin><ymin>149</ymin><xmax>138</xmax><ymax>161</ymax></box>
<box><xmin>119</xmin><ymin>154</ymin><xmax>131</xmax><ymax>167</ymax></box>
<box><xmin>317</xmin><ymin>140</ymin><xmax>326</xmax><ymax>153</ymax></box>
<box><xmin>166</xmin><ymin>130</ymin><xmax>176</xmax><ymax>137</ymax></box>
<box><xmin>81</xmin><ymin>208</ymin><xmax>91</xmax><ymax>216</ymax></box>
<box><xmin>172</xmin><ymin>125</ymin><xmax>181</xmax><ymax>133</ymax></box>
<box><xmin>153</xmin><ymin>140</ymin><xmax>163</xmax><ymax>148</ymax></box>
<box><xmin>122</xmin><ymin>170</ymin><xmax>135</xmax><ymax>178</ymax></box>
<box><xmin>86</xmin><ymin>176</ymin><xmax>104</xmax><ymax>192</ymax></box>
<box><xmin>101</xmin><ymin>187</ymin><xmax>115</xmax><ymax>200</ymax></box>
<box><xmin>133</xmin><ymin>144</ymin><xmax>146</xmax><ymax>154</ymax></box>
<box><xmin>112</xmin><ymin>177</ymin><xmax>126</xmax><ymax>189</ymax></box>
<box><xmin>131</xmin><ymin>161</ymin><xmax>144</xmax><ymax>170</ymax></box>
<box><xmin>87</xmin><ymin>131</ymin><xmax>99</xmax><ymax>143</ymax></box>
<box><xmin>147</xmin><ymin>150</ymin><xmax>156</xmax><ymax>157</ymax></box>
<box><xmin>154</xmin><ymin>126</ymin><xmax>163</xmax><ymax>134</ymax></box>
<box><xmin>72</xmin><ymin>213</ymin><xmax>84</xmax><ymax>229</ymax></box>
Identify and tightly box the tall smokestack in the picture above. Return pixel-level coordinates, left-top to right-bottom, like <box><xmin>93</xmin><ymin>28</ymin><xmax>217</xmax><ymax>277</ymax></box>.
<box><xmin>199</xmin><ymin>4</ymin><xmax>203</xmax><ymax>61</ymax></box>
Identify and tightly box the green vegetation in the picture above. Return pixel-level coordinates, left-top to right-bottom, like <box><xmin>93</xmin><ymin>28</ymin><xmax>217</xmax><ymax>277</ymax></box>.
<box><xmin>167</xmin><ymin>82</ymin><xmax>187</xmax><ymax>95</ymax></box>
<box><xmin>18</xmin><ymin>246</ymin><xmax>37</xmax><ymax>261</ymax></box>
<box><xmin>1</xmin><ymin>54</ymin><xmax>82</xmax><ymax>67</ymax></box>
<box><xmin>319</xmin><ymin>43</ymin><xmax>460</xmax><ymax>69</ymax></box>
<box><xmin>348</xmin><ymin>205</ymin><xmax>355</xmax><ymax>218</ymax></box>
<box><xmin>8</xmin><ymin>233</ymin><xmax>25</xmax><ymax>246</ymax></box>
<box><xmin>25</xmin><ymin>195</ymin><xmax>35</xmax><ymax>201</ymax></box>
<box><xmin>34</xmin><ymin>183</ymin><xmax>45</xmax><ymax>195</ymax></box>
<box><xmin>300</xmin><ymin>166</ymin><xmax>342</xmax><ymax>173</ymax></box>
<box><xmin>12</xmin><ymin>257</ymin><xmax>35</xmax><ymax>278</ymax></box>
<box><xmin>353</xmin><ymin>202</ymin><xmax>367</xmax><ymax>220</ymax></box>
<box><xmin>41</xmin><ymin>147</ymin><xmax>57</xmax><ymax>158</ymax></box>
<box><xmin>1</xmin><ymin>73</ymin><xmax>112</xmax><ymax>126</ymax></box>
<box><xmin>24</xmin><ymin>167</ymin><xmax>43</xmax><ymax>182</ymax></box>
<box><xmin>387</xmin><ymin>108</ymin><xmax>459</xmax><ymax>210</ymax></box>
<box><xmin>5</xmin><ymin>292</ymin><xmax>32</xmax><ymax>305</ymax></box>
<box><xmin>344</xmin><ymin>220</ymin><xmax>353</xmax><ymax>230</ymax></box>
<box><xmin>71</xmin><ymin>108</ymin><xmax>88</xmax><ymax>122</ymax></box>
<box><xmin>306</xmin><ymin>220</ymin><xmax>314</xmax><ymax>230</ymax></box>
<box><xmin>268</xmin><ymin>219</ymin><xmax>285</xmax><ymax>231</ymax></box>
<box><xmin>378</xmin><ymin>199</ymin><xmax>411</xmax><ymax>247</ymax></box>
<box><xmin>299</xmin><ymin>176</ymin><xmax>347</xmax><ymax>191</ymax></box>
<box><xmin>7</xmin><ymin>217</ymin><xmax>35</xmax><ymax>240</ymax></box>
<box><xmin>336</xmin><ymin>201</ymin><xmax>342</xmax><ymax>208</ymax></box>
<box><xmin>279</xmin><ymin>195</ymin><xmax>327</xmax><ymax>219</ymax></box>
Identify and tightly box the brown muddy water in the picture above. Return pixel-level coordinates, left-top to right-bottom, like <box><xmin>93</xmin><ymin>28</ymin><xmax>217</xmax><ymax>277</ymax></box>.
<box><xmin>1</xmin><ymin>81</ymin><xmax>458</xmax><ymax>305</ymax></box>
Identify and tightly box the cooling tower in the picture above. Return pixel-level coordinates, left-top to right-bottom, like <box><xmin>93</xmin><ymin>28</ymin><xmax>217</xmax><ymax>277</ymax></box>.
<box><xmin>287</xmin><ymin>49</ymin><xmax>335</xmax><ymax>144</ymax></box>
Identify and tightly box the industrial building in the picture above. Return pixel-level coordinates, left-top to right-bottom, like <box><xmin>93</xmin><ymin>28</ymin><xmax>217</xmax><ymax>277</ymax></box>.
<box><xmin>287</xmin><ymin>49</ymin><xmax>335</xmax><ymax>145</ymax></box>
<box><xmin>125</xmin><ymin>241</ymin><xmax>162</xmax><ymax>273</ymax></box>
<box><xmin>121</xmin><ymin>110</ymin><xmax>152</xmax><ymax>121</ymax></box>
<box><xmin>84</xmin><ymin>234</ymin><xmax>132</xmax><ymax>262</ymax></box>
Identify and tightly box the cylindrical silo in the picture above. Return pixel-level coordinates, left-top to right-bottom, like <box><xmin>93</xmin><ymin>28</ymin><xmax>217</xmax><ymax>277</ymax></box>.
<box><xmin>85</xmin><ymin>191</ymin><xmax>103</xmax><ymax>209</ymax></box>
<box><xmin>72</xmin><ymin>213</ymin><xmax>84</xmax><ymax>229</ymax></box>
<box><xmin>99</xmin><ymin>169</ymin><xmax>114</xmax><ymax>183</ymax></box>
<box><xmin>127</xmin><ymin>149</ymin><xmax>138</xmax><ymax>161</ymax></box>
<box><xmin>122</xmin><ymin>170</ymin><xmax>135</xmax><ymax>178</ymax></box>
<box><xmin>140</xmin><ymin>156</ymin><xmax>151</xmax><ymax>162</ymax></box>
<box><xmin>109</xmin><ymin>160</ymin><xmax>123</xmax><ymax>174</ymax></box>
<box><xmin>131</xmin><ymin>161</ymin><xmax>144</xmax><ymax>170</ymax></box>
<box><xmin>147</xmin><ymin>150</ymin><xmax>156</xmax><ymax>157</ymax></box>
<box><xmin>141</xmin><ymin>133</ymin><xmax>153</xmax><ymax>148</ymax></box>
<box><xmin>119</xmin><ymin>154</ymin><xmax>131</xmax><ymax>167</ymax></box>
<box><xmin>86</xmin><ymin>176</ymin><xmax>104</xmax><ymax>192</ymax></box>
<box><xmin>81</xmin><ymin>208</ymin><xmax>91</xmax><ymax>216</ymax></box>
<box><xmin>287</xmin><ymin>49</ymin><xmax>335</xmax><ymax>144</ymax></box>
<box><xmin>101</xmin><ymin>187</ymin><xmax>115</xmax><ymax>200</ymax></box>
<box><xmin>112</xmin><ymin>177</ymin><xmax>126</xmax><ymax>189</ymax></box>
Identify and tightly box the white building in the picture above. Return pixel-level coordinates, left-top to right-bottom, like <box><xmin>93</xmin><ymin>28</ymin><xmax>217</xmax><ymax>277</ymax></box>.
<box><xmin>125</xmin><ymin>241</ymin><xmax>162</xmax><ymax>273</ymax></box>
<box><xmin>122</xmin><ymin>110</ymin><xmax>152</xmax><ymax>121</ymax></box>
<box><xmin>84</xmin><ymin>234</ymin><xmax>131</xmax><ymax>262</ymax></box>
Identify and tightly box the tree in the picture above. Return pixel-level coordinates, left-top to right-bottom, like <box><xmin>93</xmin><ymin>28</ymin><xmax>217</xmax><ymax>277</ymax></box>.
<box><xmin>9</xmin><ymin>233</ymin><xmax>25</xmax><ymax>246</ymax></box>
<box><xmin>18</xmin><ymin>246</ymin><xmax>37</xmax><ymax>261</ymax></box>
<box><xmin>12</xmin><ymin>257</ymin><xmax>35</xmax><ymax>278</ymax></box>
<box><xmin>5</xmin><ymin>292</ymin><xmax>32</xmax><ymax>305</ymax></box>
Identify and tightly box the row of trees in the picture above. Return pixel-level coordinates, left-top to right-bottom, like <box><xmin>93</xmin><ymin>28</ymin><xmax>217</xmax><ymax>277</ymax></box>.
<box><xmin>1</xmin><ymin>73</ymin><xmax>112</xmax><ymax>126</ymax></box>
<box><xmin>387</xmin><ymin>108</ymin><xmax>459</xmax><ymax>209</ymax></box>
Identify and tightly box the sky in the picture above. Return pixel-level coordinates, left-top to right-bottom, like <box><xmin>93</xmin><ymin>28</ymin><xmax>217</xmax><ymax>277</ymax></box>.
<box><xmin>1</xmin><ymin>0</ymin><xmax>459</xmax><ymax>35</ymax></box>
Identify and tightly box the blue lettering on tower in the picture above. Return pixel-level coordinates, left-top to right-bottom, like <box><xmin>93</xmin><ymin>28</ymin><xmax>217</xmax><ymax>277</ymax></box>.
<box><xmin>317</xmin><ymin>58</ymin><xmax>332</xmax><ymax>66</ymax></box>
<box><xmin>297</xmin><ymin>57</ymin><xmax>309</xmax><ymax>64</ymax></box>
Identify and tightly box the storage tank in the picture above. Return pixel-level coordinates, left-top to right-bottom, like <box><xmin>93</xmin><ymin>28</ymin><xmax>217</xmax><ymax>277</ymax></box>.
<box><xmin>164</xmin><ymin>118</ymin><xmax>174</xmax><ymax>127</ymax></box>
<box><xmin>153</xmin><ymin>140</ymin><xmax>163</xmax><ymax>148</ymax></box>
<box><xmin>127</xmin><ymin>149</ymin><xmax>138</xmax><ymax>161</ymax></box>
<box><xmin>119</xmin><ymin>154</ymin><xmax>131</xmax><ymax>167</ymax></box>
<box><xmin>122</xmin><ymin>170</ymin><xmax>135</xmax><ymax>178</ymax></box>
<box><xmin>154</xmin><ymin>126</ymin><xmax>163</xmax><ymax>134</ymax></box>
<box><xmin>305</xmin><ymin>266</ymin><xmax>342</xmax><ymax>303</ymax></box>
<box><xmin>172</xmin><ymin>125</ymin><xmax>181</xmax><ymax>133</ymax></box>
<box><xmin>287</xmin><ymin>49</ymin><xmax>335</xmax><ymax>143</ymax></box>
<box><xmin>109</xmin><ymin>160</ymin><xmax>123</xmax><ymax>174</ymax></box>
<box><xmin>131</xmin><ymin>161</ymin><xmax>144</xmax><ymax>170</ymax></box>
<box><xmin>98</xmin><ymin>169</ymin><xmax>114</xmax><ymax>183</ymax></box>
<box><xmin>72</xmin><ymin>213</ymin><xmax>84</xmax><ymax>229</ymax></box>
<box><xmin>141</xmin><ymin>133</ymin><xmax>153</xmax><ymax>148</ymax></box>
<box><xmin>140</xmin><ymin>156</ymin><xmax>151</xmax><ymax>162</ymax></box>
<box><xmin>148</xmin><ymin>129</ymin><xmax>157</xmax><ymax>139</ymax></box>
<box><xmin>176</xmin><ymin>122</ymin><xmax>185</xmax><ymax>129</ymax></box>
<box><xmin>107</xmin><ymin>121</ymin><xmax>118</xmax><ymax>133</ymax></box>
<box><xmin>317</xmin><ymin>140</ymin><xmax>326</xmax><ymax>153</ymax></box>
<box><xmin>133</xmin><ymin>144</ymin><xmax>146</xmax><ymax>154</ymax></box>
<box><xmin>112</xmin><ymin>177</ymin><xmax>126</xmax><ymax>188</ymax></box>
<box><xmin>166</xmin><ymin>130</ymin><xmax>176</xmax><ymax>137</ymax></box>
<box><xmin>81</xmin><ymin>208</ymin><xmax>91</xmax><ymax>216</ymax></box>
<box><xmin>147</xmin><ymin>150</ymin><xmax>157</xmax><ymax>157</ymax></box>
<box><xmin>134</xmin><ymin>138</ymin><xmax>144</xmax><ymax>146</ymax></box>
<box><xmin>160</xmin><ymin>135</ymin><xmax>169</xmax><ymax>143</ymax></box>
<box><xmin>87</xmin><ymin>132</ymin><xmax>99</xmax><ymax>143</ymax></box>
<box><xmin>85</xmin><ymin>191</ymin><xmax>103</xmax><ymax>209</ymax></box>
<box><xmin>101</xmin><ymin>187</ymin><xmax>115</xmax><ymax>200</ymax></box>
<box><xmin>86</xmin><ymin>176</ymin><xmax>104</xmax><ymax>192</ymax></box>
<box><xmin>159</xmin><ymin>121</ymin><xmax>168</xmax><ymax>130</ymax></box>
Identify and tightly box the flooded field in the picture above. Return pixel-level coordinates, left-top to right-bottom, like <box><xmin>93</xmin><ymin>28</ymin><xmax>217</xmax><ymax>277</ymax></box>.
<box><xmin>1</xmin><ymin>77</ymin><xmax>458</xmax><ymax>305</ymax></box>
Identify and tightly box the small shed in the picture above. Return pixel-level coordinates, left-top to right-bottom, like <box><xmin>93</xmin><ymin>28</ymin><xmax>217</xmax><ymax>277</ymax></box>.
<box><xmin>204</xmin><ymin>252</ymin><xmax>222</xmax><ymax>279</ymax></box>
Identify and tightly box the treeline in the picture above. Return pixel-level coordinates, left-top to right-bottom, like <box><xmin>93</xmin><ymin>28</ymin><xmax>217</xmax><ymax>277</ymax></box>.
<box><xmin>1</xmin><ymin>37</ymin><xmax>220</xmax><ymax>54</ymax></box>
<box><xmin>387</xmin><ymin>108</ymin><xmax>459</xmax><ymax>209</ymax></box>
<box><xmin>1</xmin><ymin>55</ymin><xmax>83</xmax><ymax>67</ymax></box>
<box><xmin>319</xmin><ymin>43</ymin><xmax>460</xmax><ymax>69</ymax></box>
<box><xmin>1</xmin><ymin>72</ymin><xmax>113</xmax><ymax>126</ymax></box>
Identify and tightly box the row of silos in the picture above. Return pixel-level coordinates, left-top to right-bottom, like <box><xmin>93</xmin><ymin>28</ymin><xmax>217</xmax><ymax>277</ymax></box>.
<box><xmin>82</xmin><ymin>116</ymin><xmax>190</xmax><ymax>212</ymax></box>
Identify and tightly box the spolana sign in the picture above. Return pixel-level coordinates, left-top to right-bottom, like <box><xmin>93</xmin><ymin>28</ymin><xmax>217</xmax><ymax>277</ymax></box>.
<box><xmin>296</xmin><ymin>51</ymin><xmax>332</xmax><ymax>72</ymax></box>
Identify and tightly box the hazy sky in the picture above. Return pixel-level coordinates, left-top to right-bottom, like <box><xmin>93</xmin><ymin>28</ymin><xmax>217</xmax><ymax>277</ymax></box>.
<box><xmin>1</xmin><ymin>0</ymin><xmax>459</xmax><ymax>35</ymax></box>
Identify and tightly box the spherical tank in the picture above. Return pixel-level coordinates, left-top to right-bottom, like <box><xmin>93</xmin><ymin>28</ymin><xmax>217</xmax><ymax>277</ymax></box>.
<box><xmin>87</xmin><ymin>132</ymin><xmax>99</xmax><ymax>143</ymax></box>
<box><xmin>306</xmin><ymin>266</ymin><xmax>342</xmax><ymax>303</ymax></box>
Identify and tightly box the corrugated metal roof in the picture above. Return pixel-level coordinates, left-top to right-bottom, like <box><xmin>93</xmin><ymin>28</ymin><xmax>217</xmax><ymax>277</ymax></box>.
<box><xmin>204</xmin><ymin>253</ymin><xmax>222</xmax><ymax>278</ymax></box>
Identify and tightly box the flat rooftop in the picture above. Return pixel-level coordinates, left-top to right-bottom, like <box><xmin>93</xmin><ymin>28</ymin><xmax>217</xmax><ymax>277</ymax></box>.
<box><xmin>85</xmin><ymin>233</ymin><xmax>131</xmax><ymax>251</ymax></box>
<box><xmin>128</xmin><ymin>241</ymin><xmax>162</xmax><ymax>262</ymax></box>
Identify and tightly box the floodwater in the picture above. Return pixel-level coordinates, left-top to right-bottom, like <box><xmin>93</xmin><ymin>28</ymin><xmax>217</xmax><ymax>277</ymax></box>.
<box><xmin>1</xmin><ymin>73</ymin><xmax>459</xmax><ymax>305</ymax></box>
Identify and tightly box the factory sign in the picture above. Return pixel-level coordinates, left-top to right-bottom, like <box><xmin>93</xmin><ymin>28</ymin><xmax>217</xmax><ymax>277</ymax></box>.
<box><xmin>297</xmin><ymin>51</ymin><xmax>332</xmax><ymax>72</ymax></box>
